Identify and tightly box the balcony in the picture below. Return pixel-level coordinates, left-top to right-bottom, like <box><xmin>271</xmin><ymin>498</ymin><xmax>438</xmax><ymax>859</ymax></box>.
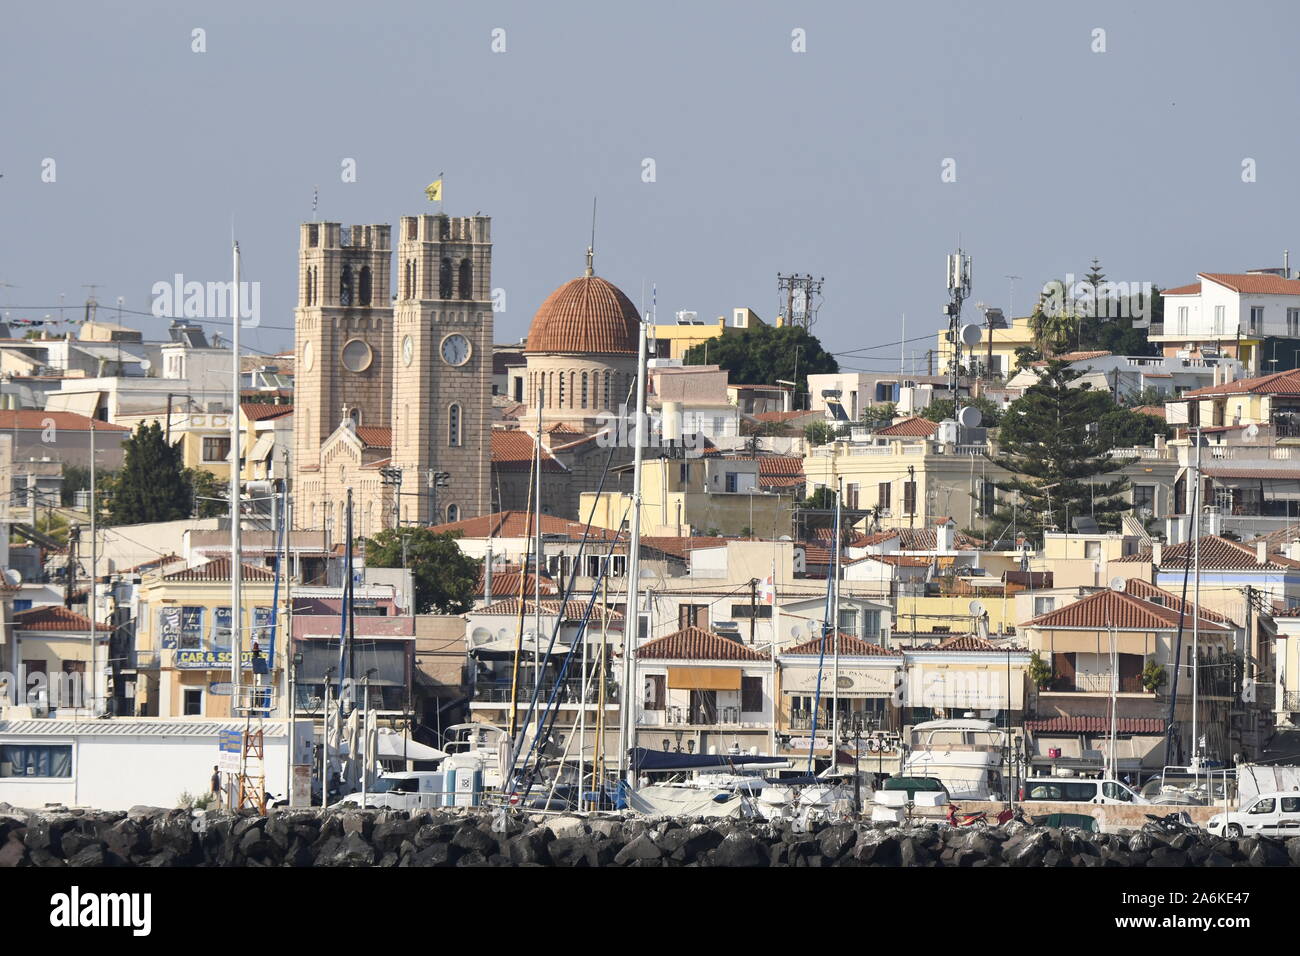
<box><xmin>639</xmin><ymin>704</ymin><xmax>752</xmax><ymax>728</ymax></box>
<box><xmin>472</xmin><ymin>678</ymin><xmax>620</xmax><ymax>706</ymax></box>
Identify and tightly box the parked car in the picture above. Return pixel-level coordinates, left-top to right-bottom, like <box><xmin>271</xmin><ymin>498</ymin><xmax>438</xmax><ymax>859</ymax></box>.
<box><xmin>1206</xmin><ymin>792</ymin><xmax>1300</xmax><ymax>838</ymax></box>
<box><xmin>1018</xmin><ymin>776</ymin><xmax>1148</xmax><ymax>805</ymax></box>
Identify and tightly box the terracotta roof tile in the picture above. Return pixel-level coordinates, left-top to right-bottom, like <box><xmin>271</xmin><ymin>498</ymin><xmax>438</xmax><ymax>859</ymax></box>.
<box><xmin>491</xmin><ymin>431</ymin><xmax>565</xmax><ymax>473</ymax></box>
<box><xmin>354</xmin><ymin>425</ymin><xmax>391</xmax><ymax>448</ymax></box>
<box><xmin>0</xmin><ymin>411</ymin><xmax>128</xmax><ymax>432</ymax></box>
<box><xmin>163</xmin><ymin>556</ymin><xmax>276</xmax><ymax>583</ymax></box>
<box><xmin>783</xmin><ymin>632</ymin><xmax>901</xmax><ymax>656</ymax></box>
<box><xmin>636</xmin><ymin>626</ymin><xmax>771</xmax><ymax>661</ymax></box>
<box><xmin>241</xmin><ymin>402</ymin><xmax>294</xmax><ymax>421</ymax></box>
<box><xmin>476</xmin><ymin>598</ymin><xmax>622</xmax><ymax>622</ymax></box>
<box><xmin>12</xmin><ymin>605</ymin><xmax>111</xmax><ymax>633</ymax></box>
<box><xmin>1026</xmin><ymin>587</ymin><xmax>1230</xmax><ymax>631</ymax></box>
<box><xmin>1183</xmin><ymin>367</ymin><xmax>1300</xmax><ymax>398</ymax></box>
<box><xmin>431</xmin><ymin>510</ymin><xmax>621</xmax><ymax>541</ymax></box>
<box><xmin>525</xmin><ymin>275</ymin><xmax>640</xmax><ymax>354</ymax></box>
<box><xmin>875</xmin><ymin>416</ymin><xmax>938</xmax><ymax>437</ymax></box>
<box><xmin>1200</xmin><ymin>272</ymin><xmax>1300</xmax><ymax>296</ymax></box>
<box><xmin>1025</xmin><ymin>716</ymin><xmax>1165</xmax><ymax>734</ymax></box>
<box><xmin>1115</xmin><ymin>535</ymin><xmax>1300</xmax><ymax>571</ymax></box>
<box><xmin>1161</xmin><ymin>283</ymin><xmax>1202</xmax><ymax>296</ymax></box>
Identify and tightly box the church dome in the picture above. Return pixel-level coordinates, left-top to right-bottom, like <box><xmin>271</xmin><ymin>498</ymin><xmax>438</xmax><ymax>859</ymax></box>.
<box><xmin>525</xmin><ymin>273</ymin><xmax>640</xmax><ymax>354</ymax></box>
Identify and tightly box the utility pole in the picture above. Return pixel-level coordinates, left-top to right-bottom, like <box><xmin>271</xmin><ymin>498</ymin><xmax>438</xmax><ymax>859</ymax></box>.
<box><xmin>749</xmin><ymin>577</ymin><xmax>758</xmax><ymax>645</ymax></box>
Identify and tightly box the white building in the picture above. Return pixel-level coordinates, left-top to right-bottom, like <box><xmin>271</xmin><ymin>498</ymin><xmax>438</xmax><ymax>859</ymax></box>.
<box><xmin>1155</xmin><ymin>271</ymin><xmax>1300</xmax><ymax>375</ymax></box>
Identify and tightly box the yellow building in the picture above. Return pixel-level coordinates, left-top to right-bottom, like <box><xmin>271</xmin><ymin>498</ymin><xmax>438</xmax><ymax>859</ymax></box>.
<box><xmin>935</xmin><ymin>315</ymin><xmax>1038</xmax><ymax>380</ymax></box>
<box><xmin>580</xmin><ymin>455</ymin><xmax>793</xmax><ymax>537</ymax></box>
<box><xmin>649</xmin><ymin>307</ymin><xmax>772</xmax><ymax>361</ymax></box>
<box><xmin>1175</xmin><ymin>366</ymin><xmax>1300</xmax><ymax>433</ymax></box>
<box><xmin>134</xmin><ymin>557</ymin><xmax>286</xmax><ymax>719</ymax></box>
<box><xmin>116</xmin><ymin>405</ymin><xmax>235</xmax><ymax>480</ymax></box>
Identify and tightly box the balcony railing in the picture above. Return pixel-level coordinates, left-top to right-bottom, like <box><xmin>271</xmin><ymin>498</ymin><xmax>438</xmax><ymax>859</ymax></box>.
<box><xmin>639</xmin><ymin>703</ymin><xmax>746</xmax><ymax>727</ymax></box>
<box><xmin>472</xmin><ymin>679</ymin><xmax>620</xmax><ymax>705</ymax></box>
<box><xmin>1283</xmin><ymin>692</ymin><xmax>1300</xmax><ymax>713</ymax></box>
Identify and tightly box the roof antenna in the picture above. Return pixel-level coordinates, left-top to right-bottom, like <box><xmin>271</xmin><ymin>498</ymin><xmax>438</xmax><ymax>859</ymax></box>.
<box><xmin>586</xmin><ymin>196</ymin><xmax>596</xmax><ymax>276</ymax></box>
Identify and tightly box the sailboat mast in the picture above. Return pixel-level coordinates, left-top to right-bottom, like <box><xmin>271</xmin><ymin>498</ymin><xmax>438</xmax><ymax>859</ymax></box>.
<box><xmin>230</xmin><ymin>240</ymin><xmax>242</xmax><ymax>694</ymax></box>
<box><xmin>1191</xmin><ymin>428</ymin><xmax>1202</xmax><ymax>765</ymax></box>
<box><xmin>832</xmin><ymin>478</ymin><xmax>843</xmax><ymax>762</ymax></box>
<box><xmin>618</xmin><ymin>318</ymin><xmax>648</xmax><ymax>784</ymax></box>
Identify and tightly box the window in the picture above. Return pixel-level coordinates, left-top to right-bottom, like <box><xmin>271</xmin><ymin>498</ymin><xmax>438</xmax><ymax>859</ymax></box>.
<box><xmin>877</xmin><ymin>482</ymin><xmax>891</xmax><ymax>510</ymax></box>
<box><xmin>0</xmin><ymin>744</ymin><xmax>72</xmax><ymax>778</ymax></box>
<box><xmin>1033</xmin><ymin>597</ymin><xmax>1056</xmax><ymax>616</ymax></box>
<box><xmin>678</xmin><ymin>604</ymin><xmax>708</xmax><ymax>630</ymax></box>
<box><xmin>203</xmin><ymin>436</ymin><xmax>231</xmax><ymax>462</ymax></box>
<box><xmin>731</xmin><ymin>603</ymin><xmax>772</xmax><ymax>619</ymax></box>
<box><xmin>180</xmin><ymin>606</ymin><xmax>205</xmax><ymax>649</ymax></box>
<box><xmin>183</xmin><ymin>688</ymin><xmax>203</xmax><ymax>716</ymax></box>
<box><xmin>439</xmin><ymin>258</ymin><xmax>453</xmax><ymax>298</ymax></box>
<box><xmin>448</xmin><ymin>404</ymin><xmax>461</xmax><ymax>446</ymax></box>
<box><xmin>446</xmin><ymin>504</ymin><xmax>460</xmax><ymax>523</ymax></box>
<box><xmin>644</xmin><ymin>674</ymin><xmax>665</xmax><ymax>710</ymax></box>
<box><xmin>903</xmin><ymin>481</ymin><xmax>917</xmax><ymax>516</ymax></box>
<box><xmin>837</xmin><ymin>608</ymin><xmax>858</xmax><ymax>636</ymax></box>
<box><xmin>1282</xmin><ymin>797</ymin><xmax>1300</xmax><ymax>813</ymax></box>
<box><xmin>689</xmin><ymin>689</ymin><xmax>718</xmax><ymax>725</ymax></box>
<box><xmin>1177</xmin><ymin>306</ymin><xmax>1189</xmax><ymax>335</ymax></box>
<box><xmin>846</xmin><ymin>483</ymin><xmax>860</xmax><ymax>509</ymax></box>
<box><xmin>581</xmin><ymin>372</ymin><xmax>589</xmax><ymax>409</ymax></box>
<box><xmin>458</xmin><ymin>259</ymin><xmax>473</xmax><ymax>300</ymax></box>
<box><xmin>1133</xmin><ymin>484</ymin><xmax>1155</xmax><ymax>517</ymax></box>
<box><xmin>741</xmin><ymin>676</ymin><xmax>763</xmax><ymax>712</ymax></box>
<box><xmin>725</xmin><ymin>472</ymin><xmax>738</xmax><ymax>493</ymax></box>
<box><xmin>1062</xmin><ymin>781</ymin><xmax>1099</xmax><ymax>802</ymax></box>
<box><xmin>339</xmin><ymin>265</ymin><xmax>353</xmax><ymax>306</ymax></box>
<box><xmin>1214</xmin><ymin>305</ymin><xmax>1225</xmax><ymax>335</ymax></box>
<box><xmin>978</xmin><ymin>480</ymin><xmax>995</xmax><ymax>517</ymax></box>
<box><xmin>713</xmin><ymin>416</ymin><xmax>725</xmax><ymax>435</ymax></box>
<box><xmin>1289</xmin><ymin>309</ymin><xmax>1300</xmax><ymax>337</ymax></box>
<box><xmin>1085</xmin><ymin>541</ymin><xmax>1102</xmax><ymax>561</ymax></box>
<box><xmin>861</xmin><ymin>609</ymin><xmax>882</xmax><ymax>637</ymax></box>
<box><xmin>1103</xmin><ymin>782</ymin><xmax>1134</xmax><ymax>802</ymax></box>
<box><xmin>678</xmin><ymin>462</ymin><xmax>690</xmax><ymax>486</ymax></box>
<box><xmin>1249</xmin><ymin>798</ymin><xmax>1276</xmax><ymax>815</ymax></box>
<box><xmin>359</xmin><ymin>266</ymin><xmax>372</xmax><ymax>306</ymax></box>
<box><xmin>1250</xmin><ymin>307</ymin><xmax>1264</xmax><ymax>333</ymax></box>
<box><xmin>585</xmin><ymin>554</ymin><xmax>626</xmax><ymax>578</ymax></box>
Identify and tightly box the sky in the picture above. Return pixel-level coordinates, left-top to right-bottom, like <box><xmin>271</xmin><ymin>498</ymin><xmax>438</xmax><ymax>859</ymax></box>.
<box><xmin>3</xmin><ymin>0</ymin><xmax>1299</xmax><ymax>374</ymax></box>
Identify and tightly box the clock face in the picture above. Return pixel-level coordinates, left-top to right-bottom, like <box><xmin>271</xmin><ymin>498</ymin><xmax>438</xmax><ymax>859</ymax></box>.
<box><xmin>341</xmin><ymin>339</ymin><xmax>373</xmax><ymax>373</ymax></box>
<box><xmin>441</xmin><ymin>333</ymin><xmax>471</xmax><ymax>366</ymax></box>
<box><xmin>402</xmin><ymin>335</ymin><xmax>414</xmax><ymax>367</ymax></box>
<box><xmin>302</xmin><ymin>340</ymin><xmax>314</xmax><ymax>372</ymax></box>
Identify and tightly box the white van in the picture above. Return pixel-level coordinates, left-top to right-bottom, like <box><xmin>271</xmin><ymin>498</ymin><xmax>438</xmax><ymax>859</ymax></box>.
<box><xmin>356</xmin><ymin>771</ymin><xmax>449</xmax><ymax>810</ymax></box>
<box><xmin>1019</xmin><ymin>777</ymin><xmax>1148</xmax><ymax>805</ymax></box>
<box><xmin>1207</xmin><ymin>792</ymin><xmax>1300</xmax><ymax>838</ymax></box>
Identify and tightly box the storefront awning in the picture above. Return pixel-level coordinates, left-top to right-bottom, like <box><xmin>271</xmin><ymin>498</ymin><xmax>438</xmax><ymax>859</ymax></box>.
<box><xmin>667</xmin><ymin>666</ymin><xmax>741</xmax><ymax>691</ymax></box>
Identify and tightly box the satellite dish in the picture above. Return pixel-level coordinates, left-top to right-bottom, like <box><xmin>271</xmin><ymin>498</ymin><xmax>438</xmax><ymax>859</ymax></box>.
<box><xmin>139</xmin><ymin>358</ymin><xmax>152</xmax><ymax>371</ymax></box>
<box><xmin>957</xmin><ymin>405</ymin><xmax>983</xmax><ymax>428</ymax></box>
<box><xmin>789</xmin><ymin>624</ymin><xmax>805</xmax><ymax>640</ymax></box>
<box><xmin>778</xmin><ymin>535</ymin><xmax>793</xmax><ymax>541</ymax></box>
<box><xmin>960</xmin><ymin>323</ymin><xmax>983</xmax><ymax>347</ymax></box>
<box><xmin>1243</xmin><ymin>423</ymin><xmax>1260</xmax><ymax>442</ymax></box>
<box><xmin>968</xmin><ymin>600</ymin><xmax>985</xmax><ymax>617</ymax></box>
<box><xmin>3</xmin><ymin>568</ymin><xmax>21</xmax><ymax>586</ymax></box>
<box><xmin>471</xmin><ymin>627</ymin><xmax>492</xmax><ymax>646</ymax></box>
<box><xmin>1109</xmin><ymin>576</ymin><xmax>1127</xmax><ymax>592</ymax></box>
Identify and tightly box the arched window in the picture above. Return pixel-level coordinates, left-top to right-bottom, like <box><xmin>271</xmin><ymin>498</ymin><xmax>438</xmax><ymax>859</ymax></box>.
<box><xmin>558</xmin><ymin>371</ymin><xmax>565</xmax><ymax>407</ymax></box>
<box><xmin>359</xmin><ymin>266</ymin><xmax>372</xmax><ymax>306</ymax></box>
<box><xmin>581</xmin><ymin>371</ymin><xmax>588</xmax><ymax>409</ymax></box>
<box><xmin>439</xmin><ymin>258</ymin><xmax>453</xmax><ymax>298</ymax></box>
<box><xmin>446</xmin><ymin>503</ymin><xmax>460</xmax><ymax>523</ymax></box>
<box><xmin>458</xmin><ymin>259</ymin><xmax>473</xmax><ymax>300</ymax></box>
<box><xmin>348</xmin><ymin>407</ymin><xmax>362</xmax><ymax>427</ymax></box>
<box><xmin>448</xmin><ymin>403</ymin><xmax>461</xmax><ymax>446</ymax></box>
<box><xmin>339</xmin><ymin>265</ymin><xmax>353</xmax><ymax>306</ymax></box>
<box><xmin>304</xmin><ymin>267</ymin><xmax>313</xmax><ymax>306</ymax></box>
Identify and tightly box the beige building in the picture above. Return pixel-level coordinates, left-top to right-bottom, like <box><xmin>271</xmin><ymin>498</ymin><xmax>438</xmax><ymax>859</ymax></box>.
<box><xmin>293</xmin><ymin>216</ymin><xmax>494</xmax><ymax>531</ymax></box>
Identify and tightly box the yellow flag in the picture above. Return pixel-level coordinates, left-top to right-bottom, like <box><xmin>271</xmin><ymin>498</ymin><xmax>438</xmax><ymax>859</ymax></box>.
<box><xmin>425</xmin><ymin>179</ymin><xmax>442</xmax><ymax>202</ymax></box>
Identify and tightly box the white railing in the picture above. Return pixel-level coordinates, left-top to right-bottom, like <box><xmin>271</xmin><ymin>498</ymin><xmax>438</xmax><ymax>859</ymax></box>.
<box><xmin>1111</xmin><ymin>446</ymin><xmax>1169</xmax><ymax>460</ymax></box>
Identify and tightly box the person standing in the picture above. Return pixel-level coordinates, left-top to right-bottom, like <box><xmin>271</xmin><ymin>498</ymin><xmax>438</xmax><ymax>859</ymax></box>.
<box><xmin>210</xmin><ymin>765</ymin><xmax>223</xmax><ymax>809</ymax></box>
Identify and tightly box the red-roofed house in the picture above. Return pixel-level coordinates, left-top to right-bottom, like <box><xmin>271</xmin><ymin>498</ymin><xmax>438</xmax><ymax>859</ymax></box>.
<box><xmin>634</xmin><ymin>626</ymin><xmax>775</xmax><ymax>755</ymax></box>
<box><xmin>1154</xmin><ymin>270</ymin><xmax>1300</xmax><ymax>374</ymax></box>
<box><xmin>1022</xmin><ymin>581</ymin><xmax>1247</xmax><ymax>771</ymax></box>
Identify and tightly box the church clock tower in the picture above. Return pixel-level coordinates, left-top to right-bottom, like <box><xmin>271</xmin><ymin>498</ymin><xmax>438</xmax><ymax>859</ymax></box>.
<box><xmin>390</xmin><ymin>214</ymin><xmax>493</xmax><ymax>524</ymax></box>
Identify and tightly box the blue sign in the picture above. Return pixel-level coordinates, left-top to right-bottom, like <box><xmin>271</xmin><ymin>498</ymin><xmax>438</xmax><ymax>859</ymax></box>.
<box><xmin>176</xmin><ymin>649</ymin><xmax>257</xmax><ymax>670</ymax></box>
<box><xmin>218</xmin><ymin>730</ymin><xmax>242</xmax><ymax>754</ymax></box>
<box><xmin>209</xmin><ymin>682</ymin><xmax>234</xmax><ymax>696</ymax></box>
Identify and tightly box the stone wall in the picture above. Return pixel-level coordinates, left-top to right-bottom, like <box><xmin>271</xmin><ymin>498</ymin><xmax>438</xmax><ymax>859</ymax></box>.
<box><xmin>1</xmin><ymin>803</ymin><xmax>1297</xmax><ymax>867</ymax></box>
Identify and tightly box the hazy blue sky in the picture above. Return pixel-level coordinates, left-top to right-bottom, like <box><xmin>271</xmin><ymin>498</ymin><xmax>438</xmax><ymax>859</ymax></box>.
<box><xmin>3</xmin><ymin>1</ymin><xmax>1298</xmax><ymax>372</ymax></box>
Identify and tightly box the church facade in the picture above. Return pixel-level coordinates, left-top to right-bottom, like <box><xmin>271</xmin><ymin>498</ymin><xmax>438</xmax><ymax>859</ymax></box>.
<box><xmin>292</xmin><ymin>215</ymin><xmax>494</xmax><ymax>536</ymax></box>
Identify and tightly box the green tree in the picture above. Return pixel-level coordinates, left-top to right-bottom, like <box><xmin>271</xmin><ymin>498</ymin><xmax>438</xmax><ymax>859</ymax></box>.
<box><xmin>105</xmin><ymin>421</ymin><xmax>190</xmax><ymax>525</ymax></box>
<box><xmin>988</xmin><ymin>361</ymin><xmax>1133</xmax><ymax>540</ymax></box>
<box><xmin>920</xmin><ymin>395</ymin><xmax>1002</xmax><ymax>428</ymax></box>
<box><xmin>803</xmin><ymin>420</ymin><xmax>835</xmax><ymax>446</ymax></box>
<box><xmin>860</xmin><ymin>402</ymin><xmax>896</xmax><ymax>428</ymax></box>
<box><xmin>682</xmin><ymin>324</ymin><xmax>838</xmax><ymax>401</ymax></box>
<box><xmin>798</xmin><ymin>486</ymin><xmax>837</xmax><ymax>510</ymax></box>
<box><xmin>365</xmin><ymin>527</ymin><xmax>480</xmax><ymax>614</ymax></box>
<box><xmin>1028</xmin><ymin>651</ymin><xmax>1054</xmax><ymax>689</ymax></box>
<box><xmin>184</xmin><ymin>467</ymin><xmax>228</xmax><ymax>518</ymax></box>
<box><xmin>61</xmin><ymin>464</ymin><xmax>91</xmax><ymax>506</ymax></box>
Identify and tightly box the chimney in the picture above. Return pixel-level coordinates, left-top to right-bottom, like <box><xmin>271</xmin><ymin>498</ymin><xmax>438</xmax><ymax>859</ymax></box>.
<box><xmin>1258</xmin><ymin>540</ymin><xmax>1268</xmax><ymax>565</ymax></box>
<box><xmin>935</xmin><ymin>518</ymin><xmax>955</xmax><ymax>552</ymax></box>
<box><xmin>1288</xmin><ymin>539</ymin><xmax>1300</xmax><ymax>562</ymax></box>
<box><xmin>1152</xmin><ymin>541</ymin><xmax>1162</xmax><ymax>567</ymax></box>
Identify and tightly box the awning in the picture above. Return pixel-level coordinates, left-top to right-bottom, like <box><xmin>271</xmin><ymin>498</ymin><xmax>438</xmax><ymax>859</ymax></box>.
<box><xmin>1042</xmin><ymin>633</ymin><xmax>1158</xmax><ymax>655</ymax></box>
<box><xmin>629</xmin><ymin>747</ymin><xmax>786</xmax><ymax>772</ymax></box>
<box><xmin>375</xmin><ymin>729</ymin><xmax>446</xmax><ymax>761</ymax></box>
<box><xmin>248</xmin><ymin>433</ymin><xmax>275</xmax><ymax>462</ymax></box>
<box><xmin>46</xmin><ymin>391</ymin><xmax>101</xmax><ymax>418</ymax></box>
<box><xmin>469</xmin><ymin>635</ymin><xmax>571</xmax><ymax>660</ymax></box>
<box><xmin>667</xmin><ymin>666</ymin><xmax>741</xmax><ymax>691</ymax></box>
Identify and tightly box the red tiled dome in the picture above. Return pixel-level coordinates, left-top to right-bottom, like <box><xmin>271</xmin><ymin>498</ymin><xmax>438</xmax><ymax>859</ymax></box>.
<box><xmin>525</xmin><ymin>275</ymin><xmax>640</xmax><ymax>354</ymax></box>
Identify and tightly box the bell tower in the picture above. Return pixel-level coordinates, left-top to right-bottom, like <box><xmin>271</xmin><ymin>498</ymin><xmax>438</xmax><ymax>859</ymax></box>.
<box><xmin>390</xmin><ymin>214</ymin><xmax>493</xmax><ymax>524</ymax></box>
<box><xmin>292</xmin><ymin>222</ymin><xmax>393</xmax><ymax>493</ymax></box>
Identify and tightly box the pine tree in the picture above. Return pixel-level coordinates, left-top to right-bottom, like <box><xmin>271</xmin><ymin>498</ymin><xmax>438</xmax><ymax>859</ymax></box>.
<box><xmin>987</xmin><ymin>360</ymin><xmax>1132</xmax><ymax>540</ymax></box>
<box><xmin>107</xmin><ymin>421</ymin><xmax>192</xmax><ymax>525</ymax></box>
